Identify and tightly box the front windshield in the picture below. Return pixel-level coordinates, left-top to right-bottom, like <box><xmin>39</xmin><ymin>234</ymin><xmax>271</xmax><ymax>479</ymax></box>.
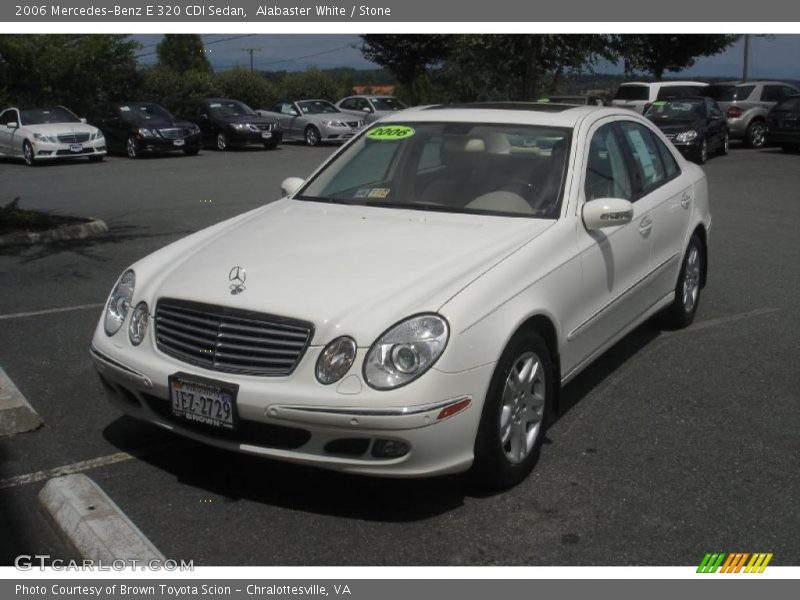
<box><xmin>20</xmin><ymin>106</ymin><xmax>80</xmax><ymax>125</ymax></box>
<box><xmin>119</xmin><ymin>102</ymin><xmax>173</xmax><ymax>121</ymax></box>
<box><xmin>645</xmin><ymin>99</ymin><xmax>704</xmax><ymax>119</ymax></box>
<box><xmin>298</xmin><ymin>100</ymin><xmax>339</xmax><ymax>114</ymax></box>
<box><xmin>298</xmin><ymin>122</ymin><xmax>571</xmax><ymax>219</ymax></box>
<box><xmin>371</xmin><ymin>97</ymin><xmax>406</xmax><ymax>111</ymax></box>
<box><xmin>207</xmin><ymin>101</ymin><xmax>256</xmax><ymax>117</ymax></box>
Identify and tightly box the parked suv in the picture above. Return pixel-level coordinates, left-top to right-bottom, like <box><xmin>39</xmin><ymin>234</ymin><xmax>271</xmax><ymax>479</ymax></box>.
<box><xmin>612</xmin><ymin>81</ymin><xmax>708</xmax><ymax>114</ymax></box>
<box><xmin>706</xmin><ymin>81</ymin><xmax>800</xmax><ymax>148</ymax></box>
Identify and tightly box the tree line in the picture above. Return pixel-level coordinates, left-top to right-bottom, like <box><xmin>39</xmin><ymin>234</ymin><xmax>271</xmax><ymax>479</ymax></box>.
<box><xmin>0</xmin><ymin>34</ymin><xmax>738</xmax><ymax>115</ymax></box>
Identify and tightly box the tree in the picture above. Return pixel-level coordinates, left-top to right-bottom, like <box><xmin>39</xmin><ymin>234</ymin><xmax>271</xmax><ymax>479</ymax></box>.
<box><xmin>614</xmin><ymin>35</ymin><xmax>737</xmax><ymax>80</ymax></box>
<box><xmin>139</xmin><ymin>67</ymin><xmax>220</xmax><ymax>111</ymax></box>
<box><xmin>156</xmin><ymin>34</ymin><xmax>211</xmax><ymax>73</ymax></box>
<box><xmin>360</xmin><ymin>35</ymin><xmax>451</xmax><ymax>102</ymax></box>
<box><xmin>214</xmin><ymin>69</ymin><xmax>276</xmax><ymax>110</ymax></box>
<box><xmin>0</xmin><ymin>35</ymin><xmax>140</xmax><ymax>115</ymax></box>
<box><xmin>276</xmin><ymin>68</ymin><xmax>347</xmax><ymax>103</ymax></box>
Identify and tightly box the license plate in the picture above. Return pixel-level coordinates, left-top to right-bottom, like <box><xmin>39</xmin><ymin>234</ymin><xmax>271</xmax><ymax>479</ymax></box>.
<box><xmin>173</xmin><ymin>139</ymin><xmax>185</xmax><ymax>147</ymax></box>
<box><xmin>261</xmin><ymin>131</ymin><xmax>272</xmax><ymax>139</ymax></box>
<box><xmin>169</xmin><ymin>373</ymin><xmax>239</xmax><ymax>431</ymax></box>
<box><xmin>70</xmin><ymin>144</ymin><xmax>83</xmax><ymax>152</ymax></box>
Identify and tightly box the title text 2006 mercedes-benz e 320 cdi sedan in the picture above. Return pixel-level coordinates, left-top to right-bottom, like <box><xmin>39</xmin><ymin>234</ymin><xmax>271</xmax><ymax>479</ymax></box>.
<box><xmin>91</xmin><ymin>103</ymin><xmax>711</xmax><ymax>488</ymax></box>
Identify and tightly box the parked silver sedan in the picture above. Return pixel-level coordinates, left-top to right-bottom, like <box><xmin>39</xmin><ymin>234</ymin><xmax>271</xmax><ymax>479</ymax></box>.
<box><xmin>257</xmin><ymin>100</ymin><xmax>364</xmax><ymax>146</ymax></box>
<box><xmin>336</xmin><ymin>95</ymin><xmax>408</xmax><ymax>124</ymax></box>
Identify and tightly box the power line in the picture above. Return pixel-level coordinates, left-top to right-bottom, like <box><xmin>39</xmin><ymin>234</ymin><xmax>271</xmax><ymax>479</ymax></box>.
<box><xmin>253</xmin><ymin>44</ymin><xmax>355</xmax><ymax>68</ymax></box>
<box><xmin>241</xmin><ymin>47</ymin><xmax>263</xmax><ymax>72</ymax></box>
<box><xmin>134</xmin><ymin>34</ymin><xmax>256</xmax><ymax>59</ymax></box>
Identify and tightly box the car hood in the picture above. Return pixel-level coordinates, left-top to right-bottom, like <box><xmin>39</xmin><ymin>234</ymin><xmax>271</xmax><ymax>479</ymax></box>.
<box><xmin>136</xmin><ymin>199</ymin><xmax>552</xmax><ymax>345</ymax></box>
<box><xmin>21</xmin><ymin>122</ymin><xmax>98</xmax><ymax>135</ymax></box>
<box><xmin>650</xmin><ymin>117</ymin><xmax>704</xmax><ymax>134</ymax></box>
<box><xmin>216</xmin><ymin>114</ymin><xmax>277</xmax><ymax>125</ymax></box>
<box><xmin>128</xmin><ymin>118</ymin><xmax>196</xmax><ymax>130</ymax></box>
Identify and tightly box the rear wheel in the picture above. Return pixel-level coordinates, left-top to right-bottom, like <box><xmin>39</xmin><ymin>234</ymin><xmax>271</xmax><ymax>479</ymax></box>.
<box><xmin>745</xmin><ymin>121</ymin><xmax>766</xmax><ymax>149</ymax></box>
<box><xmin>22</xmin><ymin>140</ymin><xmax>36</xmax><ymax>166</ymax></box>
<box><xmin>660</xmin><ymin>234</ymin><xmax>704</xmax><ymax>329</ymax></box>
<box><xmin>472</xmin><ymin>329</ymin><xmax>553</xmax><ymax>489</ymax></box>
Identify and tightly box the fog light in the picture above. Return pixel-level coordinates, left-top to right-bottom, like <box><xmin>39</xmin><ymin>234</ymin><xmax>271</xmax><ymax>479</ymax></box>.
<box><xmin>372</xmin><ymin>439</ymin><xmax>410</xmax><ymax>458</ymax></box>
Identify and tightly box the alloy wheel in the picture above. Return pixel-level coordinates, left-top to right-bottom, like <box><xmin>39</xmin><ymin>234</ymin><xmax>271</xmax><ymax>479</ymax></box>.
<box><xmin>750</xmin><ymin>123</ymin><xmax>766</xmax><ymax>148</ymax></box>
<box><xmin>23</xmin><ymin>141</ymin><xmax>34</xmax><ymax>166</ymax></box>
<box><xmin>305</xmin><ymin>127</ymin><xmax>320</xmax><ymax>146</ymax></box>
<box><xmin>216</xmin><ymin>132</ymin><xmax>228</xmax><ymax>151</ymax></box>
<box><xmin>682</xmin><ymin>246</ymin><xmax>701</xmax><ymax>313</ymax></box>
<box><xmin>499</xmin><ymin>351</ymin><xmax>546</xmax><ymax>464</ymax></box>
<box><xmin>126</xmin><ymin>136</ymin><xmax>138</xmax><ymax>159</ymax></box>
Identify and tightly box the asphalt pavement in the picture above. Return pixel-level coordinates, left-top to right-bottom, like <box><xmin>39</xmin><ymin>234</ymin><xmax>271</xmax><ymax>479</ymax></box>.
<box><xmin>0</xmin><ymin>142</ymin><xmax>798</xmax><ymax>566</ymax></box>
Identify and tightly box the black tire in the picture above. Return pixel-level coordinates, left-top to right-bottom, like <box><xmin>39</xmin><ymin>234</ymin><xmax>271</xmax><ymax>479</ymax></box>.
<box><xmin>263</xmin><ymin>140</ymin><xmax>279</xmax><ymax>150</ymax></box>
<box><xmin>718</xmin><ymin>131</ymin><xmax>729</xmax><ymax>155</ymax></box>
<box><xmin>88</xmin><ymin>155</ymin><xmax>104</xmax><ymax>163</ymax></box>
<box><xmin>22</xmin><ymin>140</ymin><xmax>36</xmax><ymax>166</ymax></box>
<box><xmin>744</xmin><ymin>120</ymin><xmax>766</xmax><ymax>149</ymax></box>
<box><xmin>216</xmin><ymin>131</ymin><xmax>229</xmax><ymax>151</ymax></box>
<box><xmin>660</xmin><ymin>234</ymin><xmax>704</xmax><ymax>329</ymax></box>
<box><xmin>183</xmin><ymin>148</ymin><xmax>200</xmax><ymax>156</ymax></box>
<box><xmin>694</xmin><ymin>139</ymin><xmax>708</xmax><ymax>164</ymax></box>
<box><xmin>304</xmin><ymin>125</ymin><xmax>321</xmax><ymax>147</ymax></box>
<box><xmin>126</xmin><ymin>135</ymin><xmax>139</xmax><ymax>159</ymax></box>
<box><xmin>471</xmin><ymin>329</ymin><xmax>554</xmax><ymax>489</ymax></box>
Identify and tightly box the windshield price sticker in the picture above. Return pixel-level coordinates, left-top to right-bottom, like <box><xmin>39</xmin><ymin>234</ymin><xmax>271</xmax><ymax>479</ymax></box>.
<box><xmin>367</xmin><ymin>125</ymin><xmax>415</xmax><ymax>141</ymax></box>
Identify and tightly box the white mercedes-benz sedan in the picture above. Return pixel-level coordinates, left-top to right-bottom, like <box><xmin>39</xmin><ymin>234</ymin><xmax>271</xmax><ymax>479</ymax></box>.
<box><xmin>0</xmin><ymin>105</ymin><xmax>106</xmax><ymax>165</ymax></box>
<box><xmin>91</xmin><ymin>103</ymin><xmax>711</xmax><ymax>487</ymax></box>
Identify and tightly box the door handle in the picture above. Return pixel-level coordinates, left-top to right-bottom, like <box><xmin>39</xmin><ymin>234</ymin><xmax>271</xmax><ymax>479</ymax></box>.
<box><xmin>638</xmin><ymin>216</ymin><xmax>653</xmax><ymax>235</ymax></box>
<box><xmin>680</xmin><ymin>191</ymin><xmax>692</xmax><ymax>208</ymax></box>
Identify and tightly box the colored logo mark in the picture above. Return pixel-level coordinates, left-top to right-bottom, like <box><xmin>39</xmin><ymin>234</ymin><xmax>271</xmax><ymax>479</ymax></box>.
<box><xmin>367</xmin><ymin>126</ymin><xmax>415</xmax><ymax>141</ymax></box>
<box><xmin>697</xmin><ymin>552</ymin><xmax>773</xmax><ymax>573</ymax></box>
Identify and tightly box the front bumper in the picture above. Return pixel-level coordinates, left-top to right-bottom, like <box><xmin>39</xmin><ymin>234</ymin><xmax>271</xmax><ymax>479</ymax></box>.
<box><xmin>766</xmin><ymin>129</ymin><xmax>800</xmax><ymax>145</ymax></box>
<box><xmin>90</xmin><ymin>334</ymin><xmax>493</xmax><ymax>478</ymax></box>
<box><xmin>31</xmin><ymin>139</ymin><xmax>106</xmax><ymax>161</ymax></box>
<box><xmin>319</xmin><ymin>124</ymin><xmax>362</xmax><ymax>142</ymax></box>
<box><xmin>228</xmin><ymin>128</ymin><xmax>282</xmax><ymax>146</ymax></box>
<box><xmin>135</xmin><ymin>134</ymin><xmax>202</xmax><ymax>154</ymax></box>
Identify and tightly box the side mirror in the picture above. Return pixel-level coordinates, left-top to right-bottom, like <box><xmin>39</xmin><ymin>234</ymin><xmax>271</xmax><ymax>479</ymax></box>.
<box><xmin>289</xmin><ymin>109</ymin><xmax>299</xmax><ymax>117</ymax></box>
<box><xmin>362</xmin><ymin>106</ymin><xmax>374</xmax><ymax>113</ymax></box>
<box><xmin>80</xmin><ymin>117</ymin><xmax>87</xmax><ymax>124</ymax></box>
<box><xmin>7</xmin><ymin>122</ymin><xmax>18</xmax><ymax>129</ymax></box>
<box><xmin>583</xmin><ymin>198</ymin><xmax>634</xmax><ymax>231</ymax></box>
<box><xmin>281</xmin><ymin>177</ymin><xmax>305</xmax><ymax>197</ymax></box>
<box><xmin>200</xmin><ymin>113</ymin><xmax>208</xmax><ymax>120</ymax></box>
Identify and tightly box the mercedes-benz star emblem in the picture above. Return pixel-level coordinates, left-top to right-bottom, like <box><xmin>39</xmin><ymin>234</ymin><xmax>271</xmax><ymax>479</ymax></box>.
<box><xmin>228</xmin><ymin>266</ymin><xmax>247</xmax><ymax>295</ymax></box>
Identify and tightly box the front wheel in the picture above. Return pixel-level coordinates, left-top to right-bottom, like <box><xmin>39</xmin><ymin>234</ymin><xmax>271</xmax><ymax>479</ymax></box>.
<box><xmin>694</xmin><ymin>139</ymin><xmax>708</xmax><ymax>164</ymax></box>
<box><xmin>304</xmin><ymin>126</ymin><xmax>321</xmax><ymax>147</ymax></box>
<box><xmin>183</xmin><ymin>147</ymin><xmax>200</xmax><ymax>156</ymax></box>
<box><xmin>660</xmin><ymin>234</ymin><xmax>704</xmax><ymax>329</ymax></box>
<box><xmin>126</xmin><ymin>135</ymin><xmax>139</xmax><ymax>159</ymax></box>
<box><xmin>216</xmin><ymin>132</ymin><xmax>229</xmax><ymax>151</ymax></box>
<box><xmin>23</xmin><ymin>140</ymin><xmax>36</xmax><ymax>166</ymax></box>
<box><xmin>472</xmin><ymin>330</ymin><xmax>553</xmax><ymax>489</ymax></box>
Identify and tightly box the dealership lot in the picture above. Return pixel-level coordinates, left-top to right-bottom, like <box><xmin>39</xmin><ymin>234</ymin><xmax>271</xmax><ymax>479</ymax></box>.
<box><xmin>0</xmin><ymin>143</ymin><xmax>798</xmax><ymax>565</ymax></box>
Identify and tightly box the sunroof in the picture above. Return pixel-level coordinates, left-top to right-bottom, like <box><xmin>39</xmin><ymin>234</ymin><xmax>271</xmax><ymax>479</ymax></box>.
<box><xmin>424</xmin><ymin>102</ymin><xmax>577</xmax><ymax>113</ymax></box>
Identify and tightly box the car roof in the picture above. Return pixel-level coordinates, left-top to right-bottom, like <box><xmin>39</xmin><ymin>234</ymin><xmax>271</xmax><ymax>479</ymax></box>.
<box><xmin>620</xmin><ymin>81</ymin><xmax>708</xmax><ymax>87</ymax></box>
<box><xmin>380</xmin><ymin>102</ymin><xmax>635</xmax><ymax>128</ymax></box>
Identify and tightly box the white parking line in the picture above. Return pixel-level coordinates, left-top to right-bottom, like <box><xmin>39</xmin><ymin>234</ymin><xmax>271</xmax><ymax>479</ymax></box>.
<box><xmin>0</xmin><ymin>302</ymin><xmax>103</xmax><ymax>321</ymax></box>
<box><xmin>0</xmin><ymin>452</ymin><xmax>133</xmax><ymax>490</ymax></box>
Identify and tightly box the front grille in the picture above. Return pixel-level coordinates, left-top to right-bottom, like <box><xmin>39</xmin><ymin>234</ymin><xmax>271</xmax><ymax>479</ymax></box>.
<box><xmin>664</xmin><ymin>133</ymin><xmax>677</xmax><ymax>140</ymax></box>
<box><xmin>141</xmin><ymin>393</ymin><xmax>311</xmax><ymax>449</ymax></box>
<box><xmin>155</xmin><ymin>299</ymin><xmax>313</xmax><ymax>376</ymax></box>
<box><xmin>253</xmin><ymin>123</ymin><xmax>274</xmax><ymax>131</ymax></box>
<box><xmin>159</xmin><ymin>127</ymin><xmax>191</xmax><ymax>139</ymax></box>
<box><xmin>57</xmin><ymin>132</ymin><xmax>90</xmax><ymax>143</ymax></box>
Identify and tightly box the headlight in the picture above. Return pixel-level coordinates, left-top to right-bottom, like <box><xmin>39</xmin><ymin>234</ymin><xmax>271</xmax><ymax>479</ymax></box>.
<box><xmin>94</xmin><ymin>129</ymin><xmax>104</xmax><ymax>140</ymax></box>
<box><xmin>232</xmin><ymin>123</ymin><xmax>247</xmax><ymax>130</ymax></box>
<box><xmin>190</xmin><ymin>125</ymin><xmax>201</xmax><ymax>134</ymax></box>
<box><xmin>322</xmin><ymin>120</ymin><xmax>346</xmax><ymax>127</ymax></box>
<box><xmin>33</xmin><ymin>132</ymin><xmax>58</xmax><ymax>143</ymax></box>
<box><xmin>128</xmin><ymin>302</ymin><xmax>149</xmax><ymax>346</ymax></box>
<box><xmin>104</xmin><ymin>270</ymin><xmax>135</xmax><ymax>336</ymax></box>
<box><xmin>315</xmin><ymin>336</ymin><xmax>357</xmax><ymax>385</ymax></box>
<box><xmin>363</xmin><ymin>314</ymin><xmax>449</xmax><ymax>390</ymax></box>
<box><xmin>138</xmin><ymin>128</ymin><xmax>158</xmax><ymax>138</ymax></box>
<box><xmin>676</xmin><ymin>130</ymin><xmax>698</xmax><ymax>143</ymax></box>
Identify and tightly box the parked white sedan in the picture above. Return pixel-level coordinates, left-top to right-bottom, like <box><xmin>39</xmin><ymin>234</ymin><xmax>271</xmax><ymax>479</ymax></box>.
<box><xmin>91</xmin><ymin>103</ymin><xmax>711</xmax><ymax>487</ymax></box>
<box><xmin>0</xmin><ymin>105</ymin><xmax>106</xmax><ymax>165</ymax></box>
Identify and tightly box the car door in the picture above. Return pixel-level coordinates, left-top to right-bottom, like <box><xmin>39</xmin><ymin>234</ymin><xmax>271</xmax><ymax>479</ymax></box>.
<box><xmin>99</xmin><ymin>106</ymin><xmax>125</xmax><ymax>152</ymax></box>
<box><xmin>706</xmin><ymin>99</ymin><xmax>725</xmax><ymax>148</ymax></box>
<box><xmin>567</xmin><ymin>119</ymin><xmax>656</xmax><ymax>367</ymax></box>
<box><xmin>618</xmin><ymin>120</ymin><xmax>692</xmax><ymax>303</ymax></box>
<box><xmin>0</xmin><ymin>109</ymin><xmax>16</xmax><ymax>154</ymax></box>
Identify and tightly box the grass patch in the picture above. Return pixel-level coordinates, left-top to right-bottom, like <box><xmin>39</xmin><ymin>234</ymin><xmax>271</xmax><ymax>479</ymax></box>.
<box><xmin>0</xmin><ymin>198</ymin><xmax>90</xmax><ymax>236</ymax></box>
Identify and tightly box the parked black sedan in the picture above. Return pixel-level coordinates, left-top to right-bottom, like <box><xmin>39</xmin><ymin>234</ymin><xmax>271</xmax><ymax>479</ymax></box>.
<box><xmin>766</xmin><ymin>94</ymin><xmax>800</xmax><ymax>152</ymax></box>
<box><xmin>174</xmin><ymin>98</ymin><xmax>282</xmax><ymax>151</ymax></box>
<box><xmin>644</xmin><ymin>96</ymin><xmax>728</xmax><ymax>164</ymax></box>
<box><xmin>90</xmin><ymin>102</ymin><xmax>202</xmax><ymax>159</ymax></box>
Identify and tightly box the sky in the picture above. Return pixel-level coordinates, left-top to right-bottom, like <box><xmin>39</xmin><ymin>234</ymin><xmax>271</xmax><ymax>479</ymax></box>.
<box><xmin>132</xmin><ymin>34</ymin><xmax>800</xmax><ymax>81</ymax></box>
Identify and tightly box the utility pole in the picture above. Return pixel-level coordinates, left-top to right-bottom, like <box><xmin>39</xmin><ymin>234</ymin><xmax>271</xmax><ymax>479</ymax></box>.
<box><xmin>742</xmin><ymin>34</ymin><xmax>750</xmax><ymax>82</ymax></box>
<box><xmin>241</xmin><ymin>47</ymin><xmax>262</xmax><ymax>72</ymax></box>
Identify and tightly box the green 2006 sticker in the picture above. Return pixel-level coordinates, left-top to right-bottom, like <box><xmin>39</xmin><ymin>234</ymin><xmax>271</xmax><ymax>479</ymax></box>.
<box><xmin>367</xmin><ymin>125</ymin><xmax>415</xmax><ymax>141</ymax></box>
